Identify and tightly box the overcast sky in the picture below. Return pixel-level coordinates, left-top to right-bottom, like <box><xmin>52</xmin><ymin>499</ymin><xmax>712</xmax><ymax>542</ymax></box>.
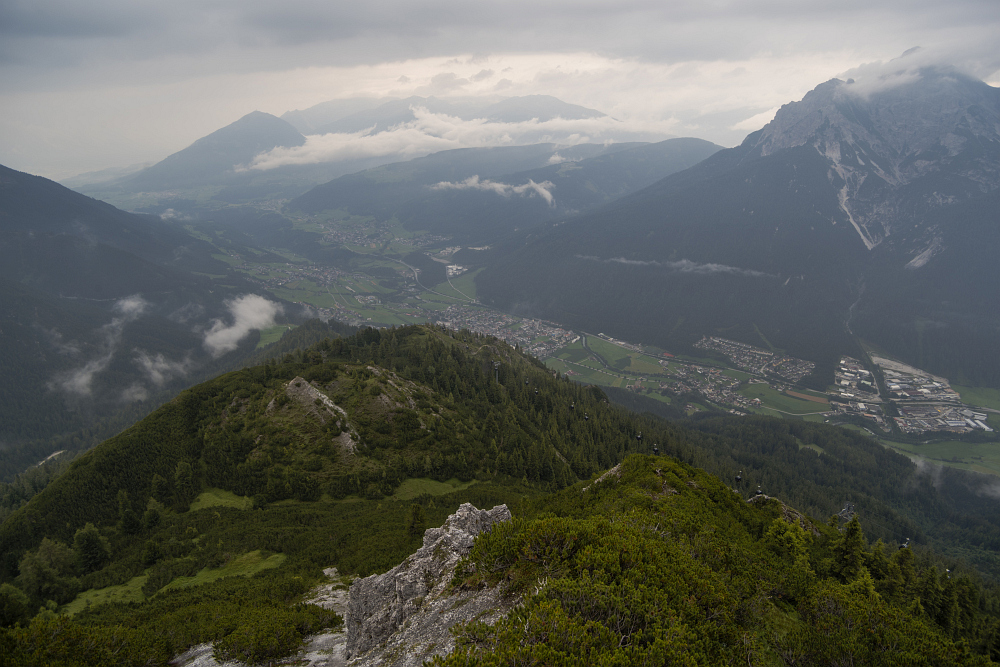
<box><xmin>2</xmin><ymin>0</ymin><xmax>998</xmax><ymax>180</ymax></box>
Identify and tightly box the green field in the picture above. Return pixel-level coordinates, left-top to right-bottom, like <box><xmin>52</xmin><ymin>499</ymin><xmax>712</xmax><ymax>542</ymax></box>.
<box><xmin>431</xmin><ymin>280</ymin><xmax>473</xmax><ymax>302</ymax></box>
<box><xmin>446</xmin><ymin>268</ymin><xmax>482</xmax><ymax>300</ymax></box>
<box><xmin>738</xmin><ymin>385</ymin><xmax>831</xmax><ymax>416</ymax></box>
<box><xmin>625</xmin><ymin>354</ymin><xmax>666</xmax><ymax>375</ymax></box>
<box><xmin>584</xmin><ymin>336</ymin><xmax>632</xmax><ymax>370</ymax></box>
<box><xmin>953</xmin><ymin>385</ymin><xmax>1000</xmax><ymax>412</ymax></box>
<box><xmin>545</xmin><ymin>357</ymin><xmax>621</xmax><ymax>387</ymax></box>
<box><xmin>581</xmin><ymin>335</ymin><xmax>671</xmax><ymax>376</ymax></box>
<box><xmin>878</xmin><ymin>439</ymin><xmax>1000</xmax><ymax>478</ymax></box>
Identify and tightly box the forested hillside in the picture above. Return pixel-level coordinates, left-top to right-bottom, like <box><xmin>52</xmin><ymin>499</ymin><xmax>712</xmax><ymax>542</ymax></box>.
<box><xmin>3</xmin><ymin>324</ymin><xmax>1000</xmax><ymax>664</ymax></box>
<box><xmin>442</xmin><ymin>454</ymin><xmax>999</xmax><ymax>665</ymax></box>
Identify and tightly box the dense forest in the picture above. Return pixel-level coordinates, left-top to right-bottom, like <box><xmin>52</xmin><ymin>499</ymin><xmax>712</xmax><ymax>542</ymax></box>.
<box><xmin>3</xmin><ymin>323</ymin><xmax>1000</xmax><ymax>664</ymax></box>
<box><xmin>441</xmin><ymin>454</ymin><xmax>1000</xmax><ymax>665</ymax></box>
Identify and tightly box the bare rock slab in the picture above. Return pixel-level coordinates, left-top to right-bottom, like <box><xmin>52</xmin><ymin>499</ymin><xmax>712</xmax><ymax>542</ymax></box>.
<box><xmin>345</xmin><ymin>503</ymin><xmax>514</xmax><ymax>667</ymax></box>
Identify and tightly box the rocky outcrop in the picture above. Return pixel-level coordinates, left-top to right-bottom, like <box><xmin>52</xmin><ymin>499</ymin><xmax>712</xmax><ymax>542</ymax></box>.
<box><xmin>172</xmin><ymin>505</ymin><xmax>514</xmax><ymax>667</ymax></box>
<box><xmin>280</xmin><ymin>376</ymin><xmax>358</xmax><ymax>454</ymax></box>
<box><xmin>345</xmin><ymin>503</ymin><xmax>514</xmax><ymax>667</ymax></box>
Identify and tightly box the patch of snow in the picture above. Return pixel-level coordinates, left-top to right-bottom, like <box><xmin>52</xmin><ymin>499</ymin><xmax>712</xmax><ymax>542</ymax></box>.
<box><xmin>906</xmin><ymin>238</ymin><xmax>943</xmax><ymax>269</ymax></box>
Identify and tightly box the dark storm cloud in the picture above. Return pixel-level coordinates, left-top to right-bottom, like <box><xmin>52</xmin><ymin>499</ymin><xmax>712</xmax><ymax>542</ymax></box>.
<box><xmin>2</xmin><ymin>0</ymin><xmax>998</xmax><ymax>178</ymax></box>
<box><xmin>3</xmin><ymin>0</ymin><xmax>998</xmax><ymax>88</ymax></box>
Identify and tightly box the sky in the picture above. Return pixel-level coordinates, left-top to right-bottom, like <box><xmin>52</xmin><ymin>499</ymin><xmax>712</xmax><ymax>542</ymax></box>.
<box><xmin>2</xmin><ymin>0</ymin><xmax>999</xmax><ymax>180</ymax></box>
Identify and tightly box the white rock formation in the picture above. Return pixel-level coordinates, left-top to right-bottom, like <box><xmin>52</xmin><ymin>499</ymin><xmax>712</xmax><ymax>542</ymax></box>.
<box><xmin>345</xmin><ymin>503</ymin><xmax>514</xmax><ymax>667</ymax></box>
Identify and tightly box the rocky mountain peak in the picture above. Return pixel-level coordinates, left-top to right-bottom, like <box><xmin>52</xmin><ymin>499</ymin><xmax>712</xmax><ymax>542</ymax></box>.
<box><xmin>755</xmin><ymin>65</ymin><xmax>1000</xmax><ymax>164</ymax></box>
<box><xmin>745</xmin><ymin>62</ymin><xmax>1000</xmax><ymax>250</ymax></box>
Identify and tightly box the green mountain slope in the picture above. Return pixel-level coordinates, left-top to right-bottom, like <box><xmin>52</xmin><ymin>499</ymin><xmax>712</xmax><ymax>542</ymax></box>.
<box><xmin>3</xmin><ymin>325</ymin><xmax>1000</xmax><ymax>664</ymax></box>
<box><xmin>115</xmin><ymin>111</ymin><xmax>306</xmax><ymax>192</ymax></box>
<box><xmin>443</xmin><ymin>455</ymin><xmax>996</xmax><ymax>665</ymax></box>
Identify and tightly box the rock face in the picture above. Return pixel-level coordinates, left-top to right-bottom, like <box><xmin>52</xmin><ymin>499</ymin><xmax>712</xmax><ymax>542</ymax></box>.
<box><xmin>345</xmin><ymin>503</ymin><xmax>514</xmax><ymax>667</ymax></box>
<box><xmin>748</xmin><ymin>62</ymin><xmax>1000</xmax><ymax>251</ymax></box>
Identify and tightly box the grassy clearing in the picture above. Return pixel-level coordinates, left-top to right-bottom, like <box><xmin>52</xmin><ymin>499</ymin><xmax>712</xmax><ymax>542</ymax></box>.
<box><xmin>392</xmin><ymin>477</ymin><xmax>478</xmax><ymax>500</ymax></box>
<box><xmin>738</xmin><ymin>385</ymin><xmax>830</xmax><ymax>415</ymax></box>
<box><xmin>189</xmin><ymin>488</ymin><xmax>253</xmax><ymax>511</ymax></box>
<box><xmin>63</xmin><ymin>575</ymin><xmax>149</xmax><ymax>615</ymax></box>
<box><xmin>256</xmin><ymin>324</ymin><xmax>296</xmax><ymax>349</ymax></box>
<box><xmin>162</xmin><ymin>552</ymin><xmax>287</xmax><ymax>592</ymax></box>
<box><xmin>953</xmin><ymin>386</ymin><xmax>1000</xmax><ymax>412</ymax></box>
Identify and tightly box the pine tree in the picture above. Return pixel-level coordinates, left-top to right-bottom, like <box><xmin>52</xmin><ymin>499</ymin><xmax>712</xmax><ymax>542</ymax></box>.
<box><xmin>832</xmin><ymin>516</ymin><xmax>866</xmax><ymax>582</ymax></box>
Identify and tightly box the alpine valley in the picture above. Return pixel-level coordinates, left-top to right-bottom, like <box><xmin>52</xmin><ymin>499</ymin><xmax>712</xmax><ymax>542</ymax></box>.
<box><xmin>2</xmin><ymin>61</ymin><xmax>1000</xmax><ymax>667</ymax></box>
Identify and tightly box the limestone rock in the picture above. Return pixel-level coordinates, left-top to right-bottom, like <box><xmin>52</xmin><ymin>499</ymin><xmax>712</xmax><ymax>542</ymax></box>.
<box><xmin>345</xmin><ymin>503</ymin><xmax>514</xmax><ymax>667</ymax></box>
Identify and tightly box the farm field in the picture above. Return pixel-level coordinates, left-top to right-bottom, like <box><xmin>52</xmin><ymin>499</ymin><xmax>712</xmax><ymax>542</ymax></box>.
<box><xmin>738</xmin><ymin>385</ymin><xmax>831</xmax><ymax>415</ymax></box>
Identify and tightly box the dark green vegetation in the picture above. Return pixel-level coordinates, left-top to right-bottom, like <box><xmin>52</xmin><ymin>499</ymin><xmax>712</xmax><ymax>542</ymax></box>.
<box><xmin>440</xmin><ymin>454</ymin><xmax>1000</xmax><ymax>665</ymax></box>
<box><xmin>4</xmin><ymin>324</ymin><xmax>1000</xmax><ymax>664</ymax></box>
<box><xmin>289</xmin><ymin>139</ymin><xmax>722</xmax><ymax>244</ymax></box>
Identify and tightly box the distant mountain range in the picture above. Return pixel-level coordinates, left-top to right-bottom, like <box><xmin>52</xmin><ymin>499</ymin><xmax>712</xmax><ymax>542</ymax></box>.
<box><xmin>304</xmin><ymin>94</ymin><xmax>605</xmax><ymax>136</ymax></box>
<box><xmin>53</xmin><ymin>62</ymin><xmax>1000</xmax><ymax>396</ymax></box>
<box><xmin>289</xmin><ymin>138</ymin><xmax>722</xmax><ymax>243</ymax></box>
<box><xmin>70</xmin><ymin>95</ymin><xmax>653</xmax><ymax>211</ymax></box>
<box><xmin>477</xmin><ymin>64</ymin><xmax>1000</xmax><ymax>388</ymax></box>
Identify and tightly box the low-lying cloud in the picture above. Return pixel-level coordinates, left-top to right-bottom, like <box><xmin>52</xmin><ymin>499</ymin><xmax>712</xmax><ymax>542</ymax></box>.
<box><xmin>431</xmin><ymin>175</ymin><xmax>555</xmax><ymax>205</ymax></box>
<box><xmin>243</xmin><ymin>106</ymin><xmax>676</xmax><ymax>171</ymax></box>
<box><xmin>202</xmin><ymin>294</ymin><xmax>282</xmax><ymax>358</ymax></box>
<box><xmin>834</xmin><ymin>48</ymin><xmax>982</xmax><ymax>100</ymax></box>
<box><xmin>577</xmin><ymin>255</ymin><xmax>774</xmax><ymax>277</ymax></box>
<box><xmin>121</xmin><ymin>383</ymin><xmax>150</xmax><ymax>403</ymax></box>
<box><xmin>731</xmin><ymin>107</ymin><xmax>780</xmax><ymax>132</ymax></box>
<box><xmin>134</xmin><ymin>351</ymin><xmax>193</xmax><ymax>386</ymax></box>
<box><xmin>160</xmin><ymin>208</ymin><xmax>192</xmax><ymax>221</ymax></box>
<box><xmin>50</xmin><ymin>295</ymin><xmax>149</xmax><ymax>396</ymax></box>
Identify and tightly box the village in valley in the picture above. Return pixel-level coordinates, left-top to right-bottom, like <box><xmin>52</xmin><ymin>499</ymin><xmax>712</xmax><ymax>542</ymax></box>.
<box><xmin>219</xmin><ymin>224</ymin><xmax>997</xmax><ymax>441</ymax></box>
